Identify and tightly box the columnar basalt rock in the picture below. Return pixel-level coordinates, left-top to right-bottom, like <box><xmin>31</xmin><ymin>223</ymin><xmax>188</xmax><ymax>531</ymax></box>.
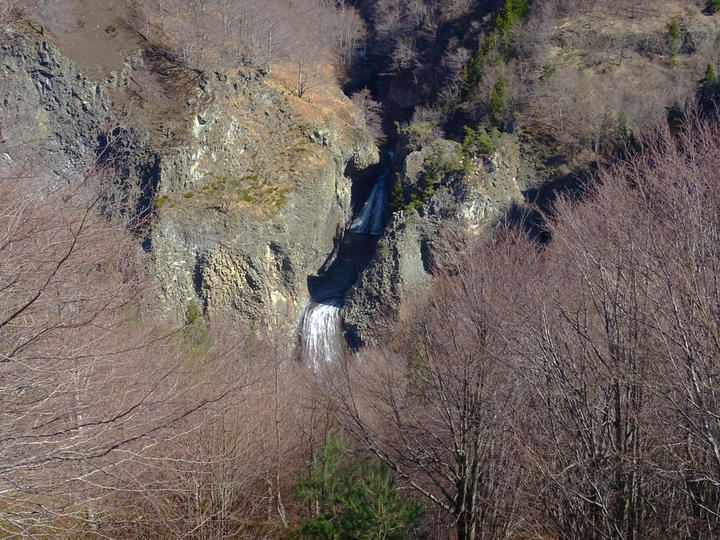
<box><xmin>0</xmin><ymin>25</ymin><xmax>379</xmax><ymax>331</ymax></box>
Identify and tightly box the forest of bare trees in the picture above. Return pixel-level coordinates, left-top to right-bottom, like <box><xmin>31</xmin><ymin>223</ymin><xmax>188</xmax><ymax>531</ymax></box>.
<box><xmin>292</xmin><ymin>114</ymin><xmax>715</xmax><ymax>539</ymax></box>
<box><xmin>132</xmin><ymin>0</ymin><xmax>365</xmax><ymax>96</ymax></box>
<box><xmin>3</xmin><ymin>0</ymin><xmax>720</xmax><ymax>538</ymax></box>
<box><xmin>7</xmin><ymin>111</ymin><xmax>720</xmax><ymax>538</ymax></box>
<box><xmin>0</xmin><ymin>149</ymin><xmax>334</xmax><ymax>536</ymax></box>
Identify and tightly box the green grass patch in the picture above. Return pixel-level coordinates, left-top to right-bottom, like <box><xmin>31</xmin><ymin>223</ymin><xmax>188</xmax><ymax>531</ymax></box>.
<box><xmin>154</xmin><ymin>195</ymin><xmax>170</xmax><ymax>208</ymax></box>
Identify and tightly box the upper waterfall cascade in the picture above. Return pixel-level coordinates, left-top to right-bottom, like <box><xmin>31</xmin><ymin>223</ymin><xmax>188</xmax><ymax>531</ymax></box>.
<box><xmin>349</xmin><ymin>170</ymin><xmax>389</xmax><ymax>235</ymax></box>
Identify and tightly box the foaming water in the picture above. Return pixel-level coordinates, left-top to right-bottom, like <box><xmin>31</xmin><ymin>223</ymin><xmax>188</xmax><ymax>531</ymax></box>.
<box><xmin>349</xmin><ymin>170</ymin><xmax>388</xmax><ymax>235</ymax></box>
<box><xmin>301</xmin><ymin>299</ymin><xmax>342</xmax><ymax>371</ymax></box>
<box><xmin>301</xmin><ymin>154</ymin><xmax>392</xmax><ymax>369</ymax></box>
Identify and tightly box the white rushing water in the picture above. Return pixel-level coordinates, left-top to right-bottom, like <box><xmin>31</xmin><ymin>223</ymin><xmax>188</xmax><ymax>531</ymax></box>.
<box><xmin>301</xmin><ymin>299</ymin><xmax>342</xmax><ymax>371</ymax></box>
<box><xmin>349</xmin><ymin>170</ymin><xmax>389</xmax><ymax>235</ymax></box>
<box><xmin>301</xmin><ymin>156</ymin><xmax>393</xmax><ymax>369</ymax></box>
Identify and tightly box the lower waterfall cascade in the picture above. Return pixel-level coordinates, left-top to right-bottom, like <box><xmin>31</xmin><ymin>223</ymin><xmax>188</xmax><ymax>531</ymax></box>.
<box><xmin>301</xmin><ymin>300</ymin><xmax>342</xmax><ymax>371</ymax></box>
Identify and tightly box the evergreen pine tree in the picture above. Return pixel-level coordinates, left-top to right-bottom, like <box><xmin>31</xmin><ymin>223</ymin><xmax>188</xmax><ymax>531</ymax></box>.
<box><xmin>490</xmin><ymin>76</ymin><xmax>508</xmax><ymax>130</ymax></box>
<box><xmin>389</xmin><ymin>174</ymin><xmax>405</xmax><ymax>212</ymax></box>
<box><xmin>703</xmin><ymin>63</ymin><xmax>717</xmax><ymax>87</ymax></box>
<box><xmin>698</xmin><ymin>64</ymin><xmax>720</xmax><ymax>114</ymax></box>
<box><xmin>296</xmin><ymin>432</ymin><xmax>425</xmax><ymax>539</ymax></box>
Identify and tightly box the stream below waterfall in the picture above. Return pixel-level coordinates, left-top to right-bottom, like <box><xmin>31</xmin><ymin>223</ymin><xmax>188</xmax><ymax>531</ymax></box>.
<box><xmin>300</xmin><ymin>154</ymin><xmax>391</xmax><ymax>370</ymax></box>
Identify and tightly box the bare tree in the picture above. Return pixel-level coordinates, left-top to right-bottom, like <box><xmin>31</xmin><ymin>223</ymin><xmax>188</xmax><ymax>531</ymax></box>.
<box><xmin>135</xmin><ymin>0</ymin><xmax>364</xmax><ymax>79</ymax></box>
<box><xmin>519</xmin><ymin>179</ymin><xmax>659</xmax><ymax>538</ymax></box>
<box><xmin>516</xmin><ymin>114</ymin><xmax>720</xmax><ymax>538</ymax></box>
<box><xmin>0</xmin><ymin>155</ymin><xmax>241</xmax><ymax>534</ymax></box>
<box><xmin>335</xmin><ymin>227</ymin><xmax>535</xmax><ymax>540</ymax></box>
<box><xmin>328</xmin><ymin>1</ymin><xmax>366</xmax><ymax>71</ymax></box>
<box><xmin>351</xmin><ymin>88</ymin><xmax>385</xmax><ymax>143</ymax></box>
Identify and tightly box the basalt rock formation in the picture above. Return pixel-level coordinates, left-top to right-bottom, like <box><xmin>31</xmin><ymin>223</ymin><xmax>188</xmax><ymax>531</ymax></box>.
<box><xmin>0</xmin><ymin>24</ymin><xmax>378</xmax><ymax>331</ymax></box>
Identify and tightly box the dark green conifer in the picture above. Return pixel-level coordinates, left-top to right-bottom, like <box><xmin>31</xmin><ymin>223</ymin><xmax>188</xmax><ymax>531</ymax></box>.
<box><xmin>703</xmin><ymin>63</ymin><xmax>717</xmax><ymax>86</ymax></box>
<box><xmin>296</xmin><ymin>432</ymin><xmax>425</xmax><ymax>539</ymax></box>
<box><xmin>490</xmin><ymin>76</ymin><xmax>508</xmax><ymax>129</ymax></box>
<box><xmin>389</xmin><ymin>174</ymin><xmax>405</xmax><ymax>212</ymax></box>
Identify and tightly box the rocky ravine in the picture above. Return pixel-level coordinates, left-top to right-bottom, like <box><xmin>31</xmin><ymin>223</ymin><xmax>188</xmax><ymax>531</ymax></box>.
<box><xmin>149</xmin><ymin>69</ymin><xmax>378</xmax><ymax>327</ymax></box>
<box><xmin>0</xmin><ymin>24</ymin><xmax>378</xmax><ymax>330</ymax></box>
<box><xmin>343</xmin><ymin>136</ymin><xmax>525</xmax><ymax>347</ymax></box>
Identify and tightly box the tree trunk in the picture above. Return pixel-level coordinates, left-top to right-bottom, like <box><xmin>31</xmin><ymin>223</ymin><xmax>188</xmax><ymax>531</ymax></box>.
<box><xmin>457</xmin><ymin>506</ymin><xmax>477</xmax><ymax>540</ymax></box>
<box><xmin>457</xmin><ymin>512</ymin><xmax>476</xmax><ymax>540</ymax></box>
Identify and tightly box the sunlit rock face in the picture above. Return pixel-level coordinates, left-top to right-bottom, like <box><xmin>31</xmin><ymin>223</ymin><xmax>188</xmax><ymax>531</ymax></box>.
<box><xmin>0</xmin><ymin>26</ymin><xmax>380</xmax><ymax>333</ymax></box>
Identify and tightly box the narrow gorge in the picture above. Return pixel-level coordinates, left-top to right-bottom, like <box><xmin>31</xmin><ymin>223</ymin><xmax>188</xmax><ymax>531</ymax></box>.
<box><xmin>300</xmin><ymin>153</ymin><xmax>391</xmax><ymax>369</ymax></box>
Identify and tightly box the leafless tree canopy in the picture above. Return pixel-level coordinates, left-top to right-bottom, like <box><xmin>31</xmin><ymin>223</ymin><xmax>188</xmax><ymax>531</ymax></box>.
<box><xmin>351</xmin><ymin>88</ymin><xmax>386</xmax><ymax>144</ymax></box>
<box><xmin>133</xmin><ymin>0</ymin><xmax>365</xmax><ymax>93</ymax></box>
<box><xmin>333</xmin><ymin>114</ymin><xmax>720</xmax><ymax>539</ymax></box>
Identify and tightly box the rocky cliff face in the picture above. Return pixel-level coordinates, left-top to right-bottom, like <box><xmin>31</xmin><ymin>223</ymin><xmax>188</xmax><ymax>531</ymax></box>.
<box><xmin>151</xmin><ymin>70</ymin><xmax>378</xmax><ymax>326</ymax></box>
<box><xmin>0</xmin><ymin>24</ymin><xmax>111</xmax><ymax>184</ymax></box>
<box><xmin>343</xmin><ymin>137</ymin><xmax>523</xmax><ymax>346</ymax></box>
<box><xmin>0</xmin><ymin>24</ymin><xmax>378</xmax><ymax>330</ymax></box>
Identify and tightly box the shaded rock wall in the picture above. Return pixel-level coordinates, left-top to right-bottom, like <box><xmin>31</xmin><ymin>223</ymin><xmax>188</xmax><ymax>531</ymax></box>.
<box><xmin>343</xmin><ymin>139</ymin><xmax>523</xmax><ymax>346</ymax></box>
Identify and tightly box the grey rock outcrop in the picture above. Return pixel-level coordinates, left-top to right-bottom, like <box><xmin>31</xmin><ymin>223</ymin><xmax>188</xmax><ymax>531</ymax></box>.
<box><xmin>0</xmin><ymin>25</ymin><xmax>378</xmax><ymax>330</ymax></box>
<box><xmin>343</xmin><ymin>138</ymin><xmax>523</xmax><ymax>346</ymax></box>
<box><xmin>0</xmin><ymin>25</ymin><xmax>110</xmax><ymax>185</ymax></box>
<box><xmin>150</xmin><ymin>70</ymin><xmax>378</xmax><ymax>327</ymax></box>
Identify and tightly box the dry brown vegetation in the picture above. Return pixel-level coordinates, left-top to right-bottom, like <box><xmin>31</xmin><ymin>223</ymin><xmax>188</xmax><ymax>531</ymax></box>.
<box><xmin>360</xmin><ymin>0</ymin><xmax>720</xmax><ymax>180</ymax></box>
<box><xmin>514</xmin><ymin>0</ymin><xmax>720</xmax><ymax>159</ymax></box>
<box><xmin>331</xmin><ymin>114</ymin><xmax>720</xmax><ymax>539</ymax></box>
<box><xmin>0</xmin><ymin>164</ymin><xmax>328</xmax><ymax>536</ymax></box>
<box><xmin>4</xmin><ymin>2</ymin><xmax>720</xmax><ymax>538</ymax></box>
<box><xmin>133</xmin><ymin>0</ymin><xmax>365</xmax><ymax>96</ymax></box>
<box><xmin>0</xmin><ymin>131</ymin><xmax>316</xmax><ymax>536</ymax></box>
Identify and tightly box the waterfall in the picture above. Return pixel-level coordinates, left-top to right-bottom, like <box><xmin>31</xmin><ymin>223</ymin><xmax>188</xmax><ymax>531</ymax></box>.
<box><xmin>301</xmin><ymin>299</ymin><xmax>342</xmax><ymax>371</ymax></box>
<box><xmin>349</xmin><ymin>170</ymin><xmax>388</xmax><ymax>235</ymax></box>
<box><xmin>301</xmin><ymin>154</ymin><xmax>392</xmax><ymax>370</ymax></box>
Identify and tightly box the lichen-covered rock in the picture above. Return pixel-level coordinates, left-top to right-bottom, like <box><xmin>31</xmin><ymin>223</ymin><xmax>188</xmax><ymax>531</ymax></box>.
<box><xmin>343</xmin><ymin>139</ymin><xmax>523</xmax><ymax>346</ymax></box>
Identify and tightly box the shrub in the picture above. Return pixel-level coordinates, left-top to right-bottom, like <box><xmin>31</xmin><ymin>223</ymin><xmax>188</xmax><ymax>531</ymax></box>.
<box><xmin>154</xmin><ymin>195</ymin><xmax>169</xmax><ymax>208</ymax></box>
<box><xmin>398</xmin><ymin>120</ymin><xmax>442</xmax><ymax>150</ymax></box>
<box><xmin>181</xmin><ymin>300</ymin><xmax>213</xmax><ymax>355</ymax></box>
<box><xmin>351</xmin><ymin>89</ymin><xmax>385</xmax><ymax>144</ymax></box>
<box><xmin>490</xmin><ymin>76</ymin><xmax>508</xmax><ymax>129</ymax></box>
<box><xmin>667</xmin><ymin>16</ymin><xmax>682</xmax><ymax>62</ymax></box>
<box><xmin>461</xmin><ymin>125</ymin><xmax>498</xmax><ymax>159</ymax></box>
<box><xmin>702</xmin><ymin>63</ymin><xmax>717</xmax><ymax>87</ymax></box>
<box><xmin>461</xmin><ymin>0</ymin><xmax>530</xmax><ymax>97</ymax></box>
<box><xmin>389</xmin><ymin>174</ymin><xmax>405</xmax><ymax>212</ymax></box>
<box><xmin>295</xmin><ymin>432</ymin><xmax>424</xmax><ymax>539</ymax></box>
